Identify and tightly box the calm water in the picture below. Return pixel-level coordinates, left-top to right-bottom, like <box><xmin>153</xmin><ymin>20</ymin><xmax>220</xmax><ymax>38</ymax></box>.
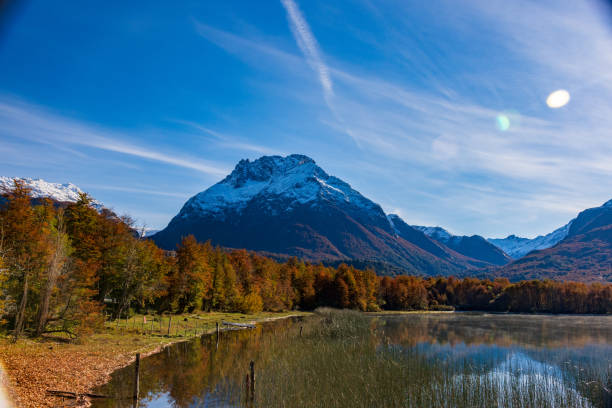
<box><xmin>92</xmin><ymin>312</ymin><xmax>612</xmax><ymax>408</ymax></box>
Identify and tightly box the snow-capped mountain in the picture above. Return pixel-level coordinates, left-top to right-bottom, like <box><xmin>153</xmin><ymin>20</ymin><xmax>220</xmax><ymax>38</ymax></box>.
<box><xmin>495</xmin><ymin>199</ymin><xmax>612</xmax><ymax>282</ymax></box>
<box><xmin>387</xmin><ymin>214</ymin><xmax>494</xmax><ymax>268</ymax></box>
<box><xmin>487</xmin><ymin>199</ymin><xmax>612</xmax><ymax>259</ymax></box>
<box><xmin>487</xmin><ymin>222</ymin><xmax>572</xmax><ymax>259</ymax></box>
<box><xmin>179</xmin><ymin>154</ymin><xmax>380</xmax><ymax>221</ymax></box>
<box><xmin>411</xmin><ymin>224</ymin><xmax>511</xmax><ymax>266</ymax></box>
<box><xmin>0</xmin><ymin>176</ymin><xmax>102</xmax><ymax>208</ymax></box>
<box><xmin>153</xmin><ymin>154</ymin><xmax>496</xmax><ymax>275</ymax></box>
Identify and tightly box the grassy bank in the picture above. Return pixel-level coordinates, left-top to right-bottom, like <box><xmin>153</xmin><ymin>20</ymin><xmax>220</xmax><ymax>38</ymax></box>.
<box><xmin>0</xmin><ymin>311</ymin><xmax>309</xmax><ymax>408</ymax></box>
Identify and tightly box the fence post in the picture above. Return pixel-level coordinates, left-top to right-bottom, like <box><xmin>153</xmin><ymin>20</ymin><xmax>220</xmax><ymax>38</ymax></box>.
<box><xmin>133</xmin><ymin>353</ymin><xmax>140</xmax><ymax>402</ymax></box>
<box><xmin>167</xmin><ymin>316</ymin><xmax>172</xmax><ymax>336</ymax></box>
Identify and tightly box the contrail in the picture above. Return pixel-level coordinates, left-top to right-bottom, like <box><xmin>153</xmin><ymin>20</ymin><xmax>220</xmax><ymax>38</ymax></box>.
<box><xmin>280</xmin><ymin>0</ymin><xmax>333</xmax><ymax>103</ymax></box>
<box><xmin>280</xmin><ymin>0</ymin><xmax>362</xmax><ymax>147</ymax></box>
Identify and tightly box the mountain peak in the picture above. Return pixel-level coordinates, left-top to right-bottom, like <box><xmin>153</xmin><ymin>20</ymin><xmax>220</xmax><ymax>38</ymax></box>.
<box><xmin>225</xmin><ymin>154</ymin><xmax>319</xmax><ymax>187</ymax></box>
<box><xmin>179</xmin><ymin>154</ymin><xmax>381</xmax><ymax>219</ymax></box>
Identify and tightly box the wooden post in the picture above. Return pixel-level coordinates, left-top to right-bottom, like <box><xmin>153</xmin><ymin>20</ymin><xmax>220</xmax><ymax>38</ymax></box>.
<box><xmin>133</xmin><ymin>353</ymin><xmax>140</xmax><ymax>402</ymax></box>
<box><xmin>300</xmin><ymin>326</ymin><xmax>303</xmax><ymax>337</ymax></box>
<box><xmin>249</xmin><ymin>360</ymin><xmax>255</xmax><ymax>402</ymax></box>
<box><xmin>167</xmin><ymin>316</ymin><xmax>172</xmax><ymax>336</ymax></box>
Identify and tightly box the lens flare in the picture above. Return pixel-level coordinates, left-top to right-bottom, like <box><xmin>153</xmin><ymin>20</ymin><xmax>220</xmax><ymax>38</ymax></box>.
<box><xmin>546</xmin><ymin>89</ymin><xmax>570</xmax><ymax>108</ymax></box>
<box><xmin>496</xmin><ymin>114</ymin><xmax>510</xmax><ymax>131</ymax></box>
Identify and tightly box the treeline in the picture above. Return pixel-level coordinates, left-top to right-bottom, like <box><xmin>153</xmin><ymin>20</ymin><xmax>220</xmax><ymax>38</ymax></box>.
<box><xmin>380</xmin><ymin>276</ymin><xmax>612</xmax><ymax>314</ymax></box>
<box><xmin>0</xmin><ymin>180</ymin><xmax>611</xmax><ymax>338</ymax></box>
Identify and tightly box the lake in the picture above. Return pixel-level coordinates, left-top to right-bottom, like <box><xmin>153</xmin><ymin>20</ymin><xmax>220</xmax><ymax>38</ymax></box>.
<box><xmin>92</xmin><ymin>310</ymin><xmax>612</xmax><ymax>407</ymax></box>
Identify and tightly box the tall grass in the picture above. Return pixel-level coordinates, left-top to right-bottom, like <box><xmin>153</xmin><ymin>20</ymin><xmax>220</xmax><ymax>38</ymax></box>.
<box><xmin>252</xmin><ymin>310</ymin><xmax>603</xmax><ymax>407</ymax></box>
<box><xmin>93</xmin><ymin>310</ymin><xmax>610</xmax><ymax>408</ymax></box>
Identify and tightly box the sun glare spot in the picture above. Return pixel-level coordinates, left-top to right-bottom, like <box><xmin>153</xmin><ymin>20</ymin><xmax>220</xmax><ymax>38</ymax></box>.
<box><xmin>496</xmin><ymin>114</ymin><xmax>510</xmax><ymax>131</ymax></box>
<box><xmin>546</xmin><ymin>89</ymin><xmax>570</xmax><ymax>108</ymax></box>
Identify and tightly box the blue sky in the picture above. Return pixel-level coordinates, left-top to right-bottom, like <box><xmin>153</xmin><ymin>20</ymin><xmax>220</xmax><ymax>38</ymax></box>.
<box><xmin>1</xmin><ymin>0</ymin><xmax>612</xmax><ymax>238</ymax></box>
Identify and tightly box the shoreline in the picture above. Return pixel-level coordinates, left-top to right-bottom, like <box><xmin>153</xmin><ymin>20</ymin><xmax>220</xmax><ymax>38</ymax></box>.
<box><xmin>3</xmin><ymin>310</ymin><xmax>609</xmax><ymax>407</ymax></box>
<box><xmin>367</xmin><ymin>310</ymin><xmax>612</xmax><ymax>317</ymax></box>
<box><xmin>0</xmin><ymin>312</ymin><xmax>309</xmax><ymax>408</ymax></box>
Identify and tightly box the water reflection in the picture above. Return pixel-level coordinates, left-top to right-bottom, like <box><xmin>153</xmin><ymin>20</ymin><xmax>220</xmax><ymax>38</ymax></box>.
<box><xmin>455</xmin><ymin>352</ymin><xmax>592</xmax><ymax>407</ymax></box>
<box><xmin>92</xmin><ymin>313</ymin><xmax>612</xmax><ymax>408</ymax></box>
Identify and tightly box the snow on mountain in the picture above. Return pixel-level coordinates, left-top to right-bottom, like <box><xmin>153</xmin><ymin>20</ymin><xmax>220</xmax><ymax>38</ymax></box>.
<box><xmin>411</xmin><ymin>223</ymin><xmax>511</xmax><ymax>265</ymax></box>
<box><xmin>0</xmin><ymin>176</ymin><xmax>102</xmax><ymax>208</ymax></box>
<box><xmin>412</xmin><ymin>225</ymin><xmax>453</xmax><ymax>241</ymax></box>
<box><xmin>179</xmin><ymin>154</ymin><xmax>380</xmax><ymax>219</ymax></box>
<box><xmin>487</xmin><ymin>222</ymin><xmax>572</xmax><ymax>259</ymax></box>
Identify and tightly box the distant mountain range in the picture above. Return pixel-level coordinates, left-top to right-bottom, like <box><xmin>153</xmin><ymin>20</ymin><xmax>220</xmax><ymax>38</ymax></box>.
<box><xmin>4</xmin><ymin>155</ymin><xmax>612</xmax><ymax>282</ymax></box>
<box><xmin>411</xmin><ymin>224</ymin><xmax>511</xmax><ymax>266</ymax></box>
<box><xmin>487</xmin><ymin>224</ymin><xmax>572</xmax><ymax>259</ymax></box>
<box><xmin>147</xmin><ymin>154</ymin><xmax>612</xmax><ymax>282</ymax></box>
<box><xmin>493</xmin><ymin>199</ymin><xmax>612</xmax><ymax>282</ymax></box>
<box><xmin>0</xmin><ymin>176</ymin><xmax>103</xmax><ymax>209</ymax></box>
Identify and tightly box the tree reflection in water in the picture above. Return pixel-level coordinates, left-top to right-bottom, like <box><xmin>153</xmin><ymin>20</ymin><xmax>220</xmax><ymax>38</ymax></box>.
<box><xmin>92</xmin><ymin>312</ymin><xmax>612</xmax><ymax>408</ymax></box>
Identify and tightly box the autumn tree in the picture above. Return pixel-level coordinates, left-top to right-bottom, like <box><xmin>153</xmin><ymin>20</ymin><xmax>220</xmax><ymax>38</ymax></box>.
<box><xmin>35</xmin><ymin>208</ymin><xmax>70</xmax><ymax>335</ymax></box>
<box><xmin>168</xmin><ymin>235</ymin><xmax>212</xmax><ymax>312</ymax></box>
<box><xmin>0</xmin><ymin>180</ymin><xmax>53</xmax><ymax>339</ymax></box>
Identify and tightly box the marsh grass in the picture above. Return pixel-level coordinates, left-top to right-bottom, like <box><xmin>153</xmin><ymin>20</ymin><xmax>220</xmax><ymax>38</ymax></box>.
<box><xmin>249</xmin><ymin>310</ymin><xmax>604</xmax><ymax>407</ymax></box>
<box><xmin>93</xmin><ymin>310</ymin><xmax>611</xmax><ymax>408</ymax></box>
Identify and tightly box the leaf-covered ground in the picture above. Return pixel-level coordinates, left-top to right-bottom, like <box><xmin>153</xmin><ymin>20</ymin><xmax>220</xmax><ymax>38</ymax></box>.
<box><xmin>0</xmin><ymin>312</ymin><xmax>307</xmax><ymax>407</ymax></box>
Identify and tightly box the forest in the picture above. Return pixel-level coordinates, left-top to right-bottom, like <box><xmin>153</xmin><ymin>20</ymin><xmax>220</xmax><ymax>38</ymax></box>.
<box><xmin>1</xmin><ymin>179</ymin><xmax>611</xmax><ymax>339</ymax></box>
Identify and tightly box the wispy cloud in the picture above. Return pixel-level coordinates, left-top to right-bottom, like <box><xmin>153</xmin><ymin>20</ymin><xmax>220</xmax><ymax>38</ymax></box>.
<box><xmin>0</xmin><ymin>97</ymin><xmax>229</xmax><ymax>176</ymax></box>
<box><xmin>172</xmin><ymin>119</ymin><xmax>285</xmax><ymax>155</ymax></box>
<box><xmin>83</xmin><ymin>184</ymin><xmax>191</xmax><ymax>198</ymax></box>
<box><xmin>280</xmin><ymin>0</ymin><xmax>333</xmax><ymax>103</ymax></box>
<box><xmin>192</xmin><ymin>2</ymin><xmax>612</xmax><ymax>237</ymax></box>
<box><xmin>5</xmin><ymin>1</ymin><xmax>609</xmax><ymax>238</ymax></box>
<box><xmin>278</xmin><ymin>0</ymin><xmax>362</xmax><ymax>146</ymax></box>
